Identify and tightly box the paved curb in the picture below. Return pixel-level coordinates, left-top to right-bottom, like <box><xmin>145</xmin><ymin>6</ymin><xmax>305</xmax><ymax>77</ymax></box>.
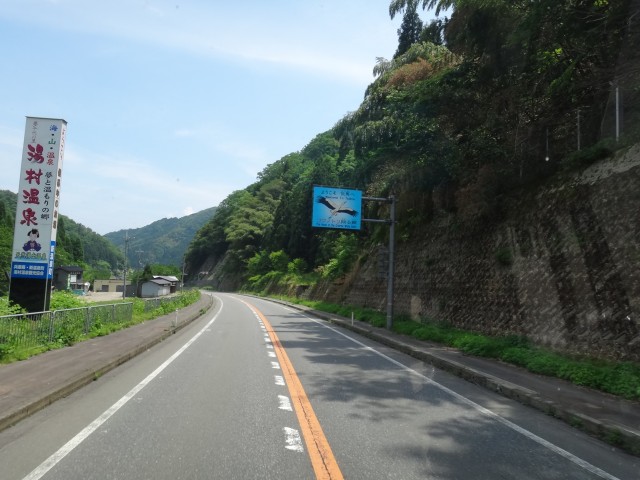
<box><xmin>0</xmin><ymin>294</ymin><xmax>214</xmax><ymax>433</ymax></box>
<box><xmin>276</xmin><ymin>301</ymin><xmax>640</xmax><ymax>457</ymax></box>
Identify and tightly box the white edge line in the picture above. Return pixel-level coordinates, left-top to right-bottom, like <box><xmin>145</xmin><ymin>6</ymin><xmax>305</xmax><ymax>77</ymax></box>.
<box><xmin>300</xmin><ymin>312</ymin><xmax>621</xmax><ymax>480</ymax></box>
<box><xmin>23</xmin><ymin>295</ymin><xmax>224</xmax><ymax>480</ymax></box>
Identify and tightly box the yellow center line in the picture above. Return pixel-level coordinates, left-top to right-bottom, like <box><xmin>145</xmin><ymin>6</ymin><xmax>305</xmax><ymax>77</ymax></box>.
<box><xmin>248</xmin><ymin>302</ymin><xmax>344</xmax><ymax>480</ymax></box>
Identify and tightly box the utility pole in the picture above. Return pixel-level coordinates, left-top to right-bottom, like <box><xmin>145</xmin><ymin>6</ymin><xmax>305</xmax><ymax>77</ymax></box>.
<box><xmin>122</xmin><ymin>232</ymin><xmax>130</xmax><ymax>300</ymax></box>
<box><xmin>181</xmin><ymin>257</ymin><xmax>187</xmax><ymax>292</ymax></box>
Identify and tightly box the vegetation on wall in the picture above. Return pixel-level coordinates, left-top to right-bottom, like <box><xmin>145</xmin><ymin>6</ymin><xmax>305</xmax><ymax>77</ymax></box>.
<box><xmin>185</xmin><ymin>0</ymin><xmax>639</xmax><ymax>294</ymax></box>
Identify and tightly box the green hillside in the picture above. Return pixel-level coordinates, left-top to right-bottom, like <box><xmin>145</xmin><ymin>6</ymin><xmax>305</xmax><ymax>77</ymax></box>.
<box><xmin>0</xmin><ymin>189</ymin><xmax>124</xmax><ymax>294</ymax></box>
<box><xmin>1</xmin><ymin>190</ymin><xmax>216</xmax><ymax>294</ymax></box>
<box><xmin>184</xmin><ymin>0</ymin><xmax>639</xmax><ymax>291</ymax></box>
<box><xmin>104</xmin><ymin>207</ymin><xmax>217</xmax><ymax>268</ymax></box>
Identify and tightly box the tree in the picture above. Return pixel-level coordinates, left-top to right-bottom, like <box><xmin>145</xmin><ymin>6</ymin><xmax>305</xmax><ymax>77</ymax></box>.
<box><xmin>247</xmin><ymin>250</ymin><xmax>272</xmax><ymax>277</ymax></box>
<box><xmin>389</xmin><ymin>0</ymin><xmax>454</xmax><ymax>19</ymax></box>
<box><xmin>395</xmin><ymin>1</ymin><xmax>424</xmax><ymax>57</ymax></box>
<box><xmin>421</xmin><ymin>17</ymin><xmax>448</xmax><ymax>45</ymax></box>
<box><xmin>269</xmin><ymin>250</ymin><xmax>290</xmax><ymax>273</ymax></box>
<box><xmin>183</xmin><ymin>0</ymin><xmax>639</xmax><ymax>293</ymax></box>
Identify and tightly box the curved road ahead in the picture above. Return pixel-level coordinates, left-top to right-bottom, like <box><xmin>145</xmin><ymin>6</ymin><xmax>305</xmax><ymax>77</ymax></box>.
<box><xmin>0</xmin><ymin>293</ymin><xmax>638</xmax><ymax>479</ymax></box>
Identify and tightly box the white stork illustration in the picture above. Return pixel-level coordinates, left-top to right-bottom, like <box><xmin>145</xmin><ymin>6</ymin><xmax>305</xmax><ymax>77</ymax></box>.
<box><xmin>317</xmin><ymin>196</ymin><xmax>358</xmax><ymax>217</ymax></box>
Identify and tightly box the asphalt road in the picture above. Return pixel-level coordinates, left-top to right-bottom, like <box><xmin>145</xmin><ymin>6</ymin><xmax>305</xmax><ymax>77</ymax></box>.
<box><xmin>0</xmin><ymin>293</ymin><xmax>638</xmax><ymax>479</ymax></box>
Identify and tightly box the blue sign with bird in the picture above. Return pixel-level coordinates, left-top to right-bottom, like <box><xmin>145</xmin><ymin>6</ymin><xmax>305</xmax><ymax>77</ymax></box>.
<box><xmin>311</xmin><ymin>186</ymin><xmax>362</xmax><ymax>230</ymax></box>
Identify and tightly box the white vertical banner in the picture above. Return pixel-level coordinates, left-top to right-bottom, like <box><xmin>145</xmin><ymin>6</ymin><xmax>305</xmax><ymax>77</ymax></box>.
<box><xmin>11</xmin><ymin>117</ymin><xmax>67</xmax><ymax>280</ymax></box>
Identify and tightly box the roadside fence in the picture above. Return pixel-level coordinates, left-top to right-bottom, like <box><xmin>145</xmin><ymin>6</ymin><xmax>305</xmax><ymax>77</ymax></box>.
<box><xmin>0</xmin><ymin>303</ymin><xmax>133</xmax><ymax>354</ymax></box>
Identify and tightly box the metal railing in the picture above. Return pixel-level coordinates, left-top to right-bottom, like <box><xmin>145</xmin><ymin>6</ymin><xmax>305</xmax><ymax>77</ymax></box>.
<box><xmin>141</xmin><ymin>296</ymin><xmax>175</xmax><ymax>312</ymax></box>
<box><xmin>0</xmin><ymin>303</ymin><xmax>133</xmax><ymax>352</ymax></box>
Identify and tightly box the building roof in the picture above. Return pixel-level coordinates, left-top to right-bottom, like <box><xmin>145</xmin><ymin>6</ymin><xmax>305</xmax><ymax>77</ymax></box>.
<box><xmin>144</xmin><ymin>278</ymin><xmax>172</xmax><ymax>286</ymax></box>
<box><xmin>55</xmin><ymin>266</ymin><xmax>83</xmax><ymax>273</ymax></box>
<box><xmin>153</xmin><ymin>275</ymin><xmax>179</xmax><ymax>282</ymax></box>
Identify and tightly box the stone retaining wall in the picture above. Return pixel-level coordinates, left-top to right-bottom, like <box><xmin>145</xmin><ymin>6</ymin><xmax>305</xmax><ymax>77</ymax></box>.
<box><xmin>338</xmin><ymin>146</ymin><xmax>640</xmax><ymax>361</ymax></box>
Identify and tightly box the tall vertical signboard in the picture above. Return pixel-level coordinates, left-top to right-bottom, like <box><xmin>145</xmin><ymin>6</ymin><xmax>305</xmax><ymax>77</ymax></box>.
<box><xmin>9</xmin><ymin>117</ymin><xmax>67</xmax><ymax>312</ymax></box>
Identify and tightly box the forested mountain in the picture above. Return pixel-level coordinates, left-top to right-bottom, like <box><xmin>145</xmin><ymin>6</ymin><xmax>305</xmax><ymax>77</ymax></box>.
<box><xmin>0</xmin><ymin>189</ymin><xmax>124</xmax><ymax>294</ymax></box>
<box><xmin>1</xmin><ymin>190</ymin><xmax>215</xmax><ymax>294</ymax></box>
<box><xmin>0</xmin><ymin>191</ymin><xmax>16</xmax><ymax>293</ymax></box>
<box><xmin>184</xmin><ymin>0</ymin><xmax>639</xmax><ymax>291</ymax></box>
<box><xmin>105</xmin><ymin>207</ymin><xmax>217</xmax><ymax>268</ymax></box>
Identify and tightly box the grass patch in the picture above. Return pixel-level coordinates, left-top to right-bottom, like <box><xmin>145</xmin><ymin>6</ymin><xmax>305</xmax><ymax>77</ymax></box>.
<box><xmin>0</xmin><ymin>290</ymin><xmax>201</xmax><ymax>363</ymax></box>
<box><xmin>261</xmin><ymin>296</ymin><xmax>640</xmax><ymax>402</ymax></box>
<box><xmin>397</xmin><ymin>319</ymin><xmax>640</xmax><ymax>401</ymax></box>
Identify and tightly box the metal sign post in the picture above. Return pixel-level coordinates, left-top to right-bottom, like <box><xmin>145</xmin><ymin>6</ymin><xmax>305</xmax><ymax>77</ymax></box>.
<box><xmin>311</xmin><ymin>186</ymin><xmax>396</xmax><ymax>330</ymax></box>
<box><xmin>362</xmin><ymin>195</ymin><xmax>396</xmax><ymax>329</ymax></box>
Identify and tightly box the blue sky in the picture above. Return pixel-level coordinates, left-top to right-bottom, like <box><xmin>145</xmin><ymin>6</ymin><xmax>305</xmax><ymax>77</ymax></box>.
<box><xmin>0</xmin><ymin>1</ymin><xmax>435</xmax><ymax>235</ymax></box>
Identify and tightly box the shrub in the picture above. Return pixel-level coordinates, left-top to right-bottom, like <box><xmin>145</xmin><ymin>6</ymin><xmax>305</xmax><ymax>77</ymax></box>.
<box><xmin>319</xmin><ymin>234</ymin><xmax>359</xmax><ymax>279</ymax></box>
<box><xmin>50</xmin><ymin>290</ymin><xmax>85</xmax><ymax>310</ymax></box>
<box><xmin>393</xmin><ymin>320</ymin><xmax>422</xmax><ymax>336</ymax></box>
<box><xmin>0</xmin><ymin>343</ymin><xmax>14</xmax><ymax>360</ymax></box>
<box><xmin>454</xmin><ymin>334</ymin><xmax>503</xmax><ymax>357</ymax></box>
<box><xmin>561</xmin><ymin>138</ymin><xmax>615</xmax><ymax>171</ymax></box>
<box><xmin>269</xmin><ymin>251</ymin><xmax>290</xmax><ymax>273</ymax></box>
<box><xmin>0</xmin><ymin>297</ymin><xmax>25</xmax><ymax>316</ymax></box>
<box><xmin>287</xmin><ymin>258</ymin><xmax>307</xmax><ymax>275</ymax></box>
<box><xmin>499</xmin><ymin>347</ymin><xmax>533</xmax><ymax>367</ymax></box>
<box><xmin>526</xmin><ymin>352</ymin><xmax>563</xmax><ymax>377</ymax></box>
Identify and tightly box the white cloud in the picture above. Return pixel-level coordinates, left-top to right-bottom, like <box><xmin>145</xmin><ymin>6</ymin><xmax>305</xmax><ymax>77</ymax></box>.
<box><xmin>173</xmin><ymin>128</ymin><xmax>196</xmax><ymax>138</ymax></box>
<box><xmin>0</xmin><ymin>0</ymin><xmax>404</xmax><ymax>234</ymax></box>
<box><xmin>173</xmin><ymin>123</ymin><xmax>270</xmax><ymax>176</ymax></box>
<box><xmin>0</xmin><ymin>0</ymin><xmax>392</xmax><ymax>85</ymax></box>
<box><xmin>59</xmin><ymin>145</ymin><xmax>234</xmax><ymax>233</ymax></box>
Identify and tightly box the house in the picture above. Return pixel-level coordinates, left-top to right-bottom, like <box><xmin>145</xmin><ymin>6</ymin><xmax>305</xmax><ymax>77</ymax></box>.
<box><xmin>93</xmin><ymin>278</ymin><xmax>135</xmax><ymax>296</ymax></box>
<box><xmin>140</xmin><ymin>277</ymin><xmax>172</xmax><ymax>298</ymax></box>
<box><xmin>152</xmin><ymin>275</ymin><xmax>179</xmax><ymax>293</ymax></box>
<box><xmin>53</xmin><ymin>266</ymin><xmax>87</xmax><ymax>293</ymax></box>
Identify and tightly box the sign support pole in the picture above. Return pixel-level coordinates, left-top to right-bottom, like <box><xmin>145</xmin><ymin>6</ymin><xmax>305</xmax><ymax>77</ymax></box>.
<box><xmin>362</xmin><ymin>195</ymin><xmax>396</xmax><ymax>329</ymax></box>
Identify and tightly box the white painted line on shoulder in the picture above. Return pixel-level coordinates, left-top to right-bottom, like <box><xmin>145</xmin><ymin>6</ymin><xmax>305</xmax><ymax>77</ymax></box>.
<box><xmin>275</xmin><ymin>375</ymin><xmax>285</xmax><ymax>386</ymax></box>
<box><xmin>284</xmin><ymin>427</ymin><xmax>304</xmax><ymax>452</ymax></box>
<box><xmin>271</xmin><ymin>361</ymin><xmax>281</xmax><ymax>369</ymax></box>
<box><xmin>278</xmin><ymin>395</ymin><xmax>293</xmax><ymax>411</ymax></box>
<box><xmin>305</xmin><ymin>313</ymin><xmax>621</xmax><ymax>480</ymax></box>
<box><xmin>23</xmin><ymin>298</ymin><xmax>226</xmax><ymax>480</ymax></box>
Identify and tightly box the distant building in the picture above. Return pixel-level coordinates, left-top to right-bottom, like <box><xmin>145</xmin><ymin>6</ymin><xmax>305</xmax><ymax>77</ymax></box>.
<box><xmin>140</xmin><ymin>277</ymin><xmax>172</xmax><ymax>298</ymax></box>
<box><xmin>93</xmin><ymin>277</ymin><xmax>134</xmax><ymax>296</ymax></box>
<box><xmin>153</xmin><ymin>275</ymin><xmax>179</xmax><ymax>293</ymax></box>
<box><xmin>53</xmin><ymin>266</ymin><xmax>87</xmax><ymax>293</ymax></box>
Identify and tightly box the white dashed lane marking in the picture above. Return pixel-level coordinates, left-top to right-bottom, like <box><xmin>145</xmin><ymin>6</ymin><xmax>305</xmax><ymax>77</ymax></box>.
<box><xmin>253</xmin><ymin>307</ymin><xmax>304</xmax><ymax>455</ymax></box>
<box><xmin>278</xmin><ymin>395</ymin><xmax>293</xmax><ymax>411</ymax></box>
<box><xmin>284</xmin><ymin>427</ymin><xmax>304</xmax><ymax>452</ymax></box>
